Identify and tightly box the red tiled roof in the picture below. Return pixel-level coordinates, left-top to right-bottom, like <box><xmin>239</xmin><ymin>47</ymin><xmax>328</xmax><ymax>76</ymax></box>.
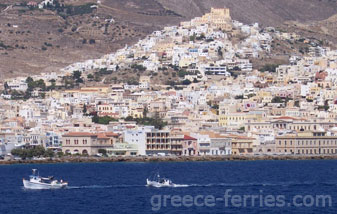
<box><xmin>315</xmin><ymin>72</ymin><xmax>327</xmax><ymax>80</ymax></box>
<box><xmin>274</xmin><ymin>116</ymin><xmax>305</xmax><ymax>121</ymax></box>
<box><xmin>63</xmin><ymin>132</ymin><xmax>96</xmax><ymax>137</ymax></box>
<box><xmin>63</xmin><ymin>132</ymin><xmax>119</xmax><ymax>138</ymax></box>
<box><xmin>97</xmin><ymin>133</ymin><xmax>109</xmax><ymax>139</ymax></box>
<box><xmin>126</xmin><ymin>125</ymin><xmax>136</xmax><ymax>129</ymax></box>
<box><xmin>166</xmin><ymin>91</ymin><xmax>176</xmax><ymax>96</ymax></box>
<box><xmin>105</xmin><ymin>132</ymin><xmax>119</xmax><ymax>137</ymax></box>
<box><xmin>184</xmin><ymin>135</ymin><xmax>197</xmax><ymax>140</ymax></box>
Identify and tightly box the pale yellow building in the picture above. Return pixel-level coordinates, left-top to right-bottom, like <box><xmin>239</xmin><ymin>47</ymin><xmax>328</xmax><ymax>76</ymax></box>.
<box><xmin>200</xmin><ymin>8</ymin><xmax>232</xmax><ymax>31</ymax></box>
<box><xmin>230</xmin><ymin>135</ymin><xmax>255</xmax><ymax>155</ymax></box>
<box><xmin>62</xmin><ymin>132</ymin><xmax>120</xmax><ymax>156</ymax></box>
<box><xmin>276</xmin><ymin>131</ymin><xmax>337</xmax><ymax>155</ymax></box>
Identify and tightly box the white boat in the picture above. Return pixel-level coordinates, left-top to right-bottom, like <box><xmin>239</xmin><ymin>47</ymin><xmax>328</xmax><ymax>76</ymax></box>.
<box><xmin>23</xmin><ymin>169</ymin><xmax>68</xmax><ymax>190</ymax></box>
<box><xmin>146</xmin><ymin>173</ymin><xmax>175</xmax><ymax>188</ymax></box>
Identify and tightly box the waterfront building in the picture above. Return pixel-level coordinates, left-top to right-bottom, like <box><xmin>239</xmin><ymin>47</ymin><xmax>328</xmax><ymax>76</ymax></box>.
<box><xmin>275</xmin><ymin>131</ymin><xmax>337</xmax><ymax>155</ymax></box>
<box><xmin>231</xmin><ymin>135</ymin><xmax>255</xmax><ymax>155</ymax></box>
<box><xmin>62</xmin><ymin>132</ymin><xmax>120</xmax><ymax>155</ymax></box>
<box><xmin>181</xmin><ymin>135</ymin><xmax>198</xmax><ymax>156</ymax></box>
<box><xmin>146</xmin><ymin>129</ymin><xmax>171</xmax><ymax>155</ymax></box>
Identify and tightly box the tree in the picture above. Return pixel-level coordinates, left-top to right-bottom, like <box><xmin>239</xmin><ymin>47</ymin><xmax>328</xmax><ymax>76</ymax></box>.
<box><xmin>11</xmin><ymin>90</ymin><xmax>25</xmax><ymax>100</ymax></box>
<box><xmin>260</xmin><ymin>64</ymin><xmax>279</xmax><ymax>73</ymax></box>
<box><xmin>294</xmin><ymin>100</ymin><xmax>300</xmax><ymax>107</ymax></box>
<box><xmin>247</xmin><ymin>93</ymin><xmax>256</xmax><ymax>98</ymax></box>
<box><xmin>182</xmin><ymin>79</ymin><xmax>192</xmax><ymax>85</ymax></box>
<box><xmin>127</xmin><ymin>79</ymin><xmax>139</xmax><ymax>85</ymax></box>
<box><xmin>11</xmin><ymin>146</ymin><xmax>46</xmax><ymax>159</ymax></box>
<box><xmin>11</xmin><ymin>148</ymin><xmax>26</xmax><ymax>159</ymax></box>
<box><xmin>98</xmin><ymin>68</ymin><xmax>113</xmax><ymax>75</ymax></box>
<box><xmin>189</xmin><ymin>34</ymin><xmax>196</xmax><ymax>42</ymax></box>
<box><xmin>4</xmin><ymin>82</ymin><xmax>9</xmax><ymax>90</ymax></box>
<box><xmin>24</xmin><ymin>90</ymin><xmax>32</xmax><ymax>100</ymax></box>
<box><xmin>92</xmin><ymin>115</ymin><xmax>117</xmax><ymax>125</ymax></box>
<box><xmin>73</xmin><ymin>71</ymin><xmax>83</xmax><ymax>83</ymax></box>
<box><xmin>73</xmin><ymin>71</ymin><xmax>82</xmax><ymax>80</ymax></box>
<box><xmin>271</xmin><ymin>96</ymin><xmax>284</xmax><ymax>103</ymax></box>
<box><xmin>98</xmin><ymin>149</ymin><xmax>107</xmax><ymax>156</ymax></box>
<box><xmin>87</xmin><ymin>74</ymin><xmax>94</xmax><ymax>80</ymax></box>
<box><xmin>44</xmin><ymin>149</ymin><xmax>54</xmax><ymax>158</ymax></box>
<box><xmin>83</xmin><ymin>104</ymin><xmax>87</xmax><ymax>114</ymax></box>
<box><xmin>40</xmin><ymin>92</ymin><xmax>46</xmax><ymax>99</ymax></box>
<box><xmin>196</xmin><ymin>33</ymin><xmax>205</xmax><ymax>40</ymax></box>
<box><xmin>57</xmin><ymin>151</ymin><xmax>64</xmax><ymax>157</ymax></box>
<box><xmin>26</xmin><ymin>77</ymin><xmax>34</xmax><ymax>83</ymax></box>
<box><xmin>32</xmin><ymin>146</ymin><xmax>46</xmax><ymax>157</ymax></box>
<box><xmin>131</xmin><ymin>64</ymin><xmax>146</xmax><ymax>72</ymax></box>
<box><xmin>126</xmin><ymin>115</ymin><xmax>167</xmax><ymax>130</ymax></box>
<box><xmin>92</xmin><ymin>114</ymin><xmax>99</xmax><ymax>123</ymax></box>
<box><xmin>125</xmin><ymin>116</ymin><xmax>134</xmax><ymax>121</ymax></box>
<box><xmin>143</xmin><ymin>107</ymin><xmax>148</xmax><ymax>118</ymax></box>
<box><xmin>36</xmin><ymin>79</ymin><xmax>46</xmax><ymax>90</ymax></box>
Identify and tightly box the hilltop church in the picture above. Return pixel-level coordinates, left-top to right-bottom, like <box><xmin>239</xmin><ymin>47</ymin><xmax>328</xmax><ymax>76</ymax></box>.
<box><xmin>197</xmin><ymin>8</ymin><xmax>233</xmax><ymax>31</ymax></box>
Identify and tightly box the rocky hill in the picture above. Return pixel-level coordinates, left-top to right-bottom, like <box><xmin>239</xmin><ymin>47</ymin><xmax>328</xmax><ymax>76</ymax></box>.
<box><xmin>0</xmin><ymin>0</ymin><xmax>336</xmax><ymax>79</ymax></box>
<box><xmin>158</xmin><ymin>0</ymin><xmax>337</xmax><ymax>26</ymax></box>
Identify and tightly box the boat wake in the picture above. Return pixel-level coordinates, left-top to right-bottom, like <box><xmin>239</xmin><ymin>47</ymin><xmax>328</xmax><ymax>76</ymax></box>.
<box><xmin>180</xmin><ymin>181</ymin><xmax>337</xmax><ymax>188</ymax></box>
<box><xmin>57</xmin><ymin>181</ymin><xmax>337</xmax><ymax>190</ymax></box>
<box><xmin>172</xmin><ymin>184</ymin><xmax>189</xmax><ymax>188</ymax></box>
<box><xmin>66</xmin><ymin>184</ymin><xmax>144</xmax><ymax>189</ymax></box>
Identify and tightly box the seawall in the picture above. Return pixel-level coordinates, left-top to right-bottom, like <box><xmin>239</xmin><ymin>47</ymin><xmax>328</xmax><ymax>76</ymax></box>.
<box><xmin>1</xmin><ymin>155</ymin><xmax>337</xmax><ymax>165</ymax></box>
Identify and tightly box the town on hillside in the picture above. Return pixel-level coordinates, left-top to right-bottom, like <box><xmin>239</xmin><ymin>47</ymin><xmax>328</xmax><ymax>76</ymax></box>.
<box><xmin>1</xmin><ymin>7</ymin><xmax>337</xmax><ymax>160</ymax></box>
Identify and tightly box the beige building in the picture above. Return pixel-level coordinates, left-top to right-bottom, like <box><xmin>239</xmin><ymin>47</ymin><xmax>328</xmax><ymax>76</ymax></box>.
<box><xmin>276</xmin><ymin>131</ymin><xmax>337</xmax><ymax>155</ymax></box>
<box><xmin>230</xmin><ymin>135</ymin><xmax>255</xmax><ymax>155</ymax></box>
<box><xmin>200</xmin><ymin>8</ymin><xmax>232</xmax><ymax>31</ymax></box>
<box><xmin>62</xmin><ymin>132</ymin><xmax>120</xmax><ymax>155</ymax></box>
<box><xmin>146</xmin><ymin>130</ymin><xmax>171</xmax><ymax>155</ymax></box>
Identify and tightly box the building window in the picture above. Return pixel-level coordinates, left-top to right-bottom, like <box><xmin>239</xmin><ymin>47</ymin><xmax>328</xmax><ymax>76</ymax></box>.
<box><xmin>66</xmin><ymin>140</ymin><xmax>70</xmax><ymax>145</ymax></box>
<box><xmin>75</xmin><ymin>140</ymin><xmax>79</xmax><ymax>145</ymax></box>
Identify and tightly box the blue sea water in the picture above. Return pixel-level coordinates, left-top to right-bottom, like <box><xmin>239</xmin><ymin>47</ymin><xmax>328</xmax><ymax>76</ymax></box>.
<box><xmin>0</xmin><ymin>160</ymin><xmax>337</xmax><ymax>214</ymax></box>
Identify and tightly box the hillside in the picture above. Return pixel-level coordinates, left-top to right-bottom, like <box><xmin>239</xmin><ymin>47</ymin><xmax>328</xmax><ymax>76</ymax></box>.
<box><xmin>0</xmin><ymin>0</ymin><xmax>336</xmax><ymax>79</ymax></box>
<box><xmin>158</xmin><ymin>0</ymin><xmax>337</xmax><ymax>26</ymax></box>
<box><xmin>282</xmin><ymin>14</ymin><xmax>337</xmax><ymax>47</ymax></box>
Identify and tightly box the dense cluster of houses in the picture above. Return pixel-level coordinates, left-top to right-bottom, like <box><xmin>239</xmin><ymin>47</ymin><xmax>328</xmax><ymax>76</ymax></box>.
<box><xmin>1</xmin><ymin>8</ymin><xmax>337</xmax><ymax>157</ymax></box>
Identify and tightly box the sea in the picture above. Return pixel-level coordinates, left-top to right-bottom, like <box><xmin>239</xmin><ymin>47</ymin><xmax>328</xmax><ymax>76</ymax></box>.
<box><xmin>1</xmin><ymin>160</ymin><xmax>337</xmax><ymax>214</ymax></box>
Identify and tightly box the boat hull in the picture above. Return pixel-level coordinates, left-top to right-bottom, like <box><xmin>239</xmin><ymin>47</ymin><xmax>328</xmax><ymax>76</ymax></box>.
<box><xmin>146</xmin><ymin>179</ymin><xmax>173</xmax><ymax>188</ymax></box>
<box><xmin>23</xmin><ymin>179</ymin><xmax>68</xmax><ymax>190</ymax></box>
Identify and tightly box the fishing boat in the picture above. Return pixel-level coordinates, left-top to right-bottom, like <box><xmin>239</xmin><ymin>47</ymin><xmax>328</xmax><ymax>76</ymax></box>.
<box><xmin>23</xmin><ymin>169</ymin><xmax>68</xmax><ymax>189</ymax></box>
<box><xmin>146</xmin><ymin>172</ymin><xmax>175</xmax><ymax>188</ymax></box>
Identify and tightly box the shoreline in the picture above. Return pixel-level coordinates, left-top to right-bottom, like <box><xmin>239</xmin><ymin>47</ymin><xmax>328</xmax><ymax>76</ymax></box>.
<box><xmin>1</xmin><ymin>155</ymin><xmax>337</xmax><ymax>165</ymax></box>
